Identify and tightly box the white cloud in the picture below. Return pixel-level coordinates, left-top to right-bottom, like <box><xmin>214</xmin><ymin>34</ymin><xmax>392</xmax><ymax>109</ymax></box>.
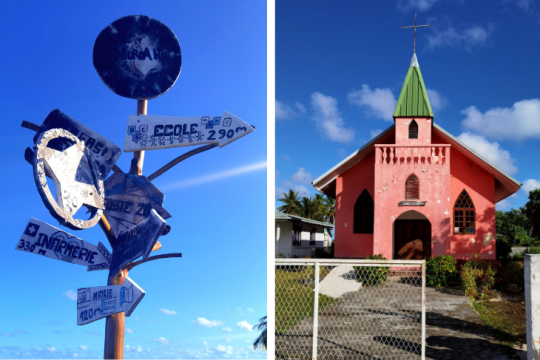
<box><xmin>291</xmin><ymin>168</ymin><xmax>314</xmax><ymax>184</ymax></box>
<box><xmin>216</xmin><ymin>345</ymin><xmax>233</xmax><ymax>354</ymax></box>
<box><xmin>461</xmin><ymin>99</ymin><xmax>540</xmax><ymax>141</ymax></box>
<box><xmin>237</xmin><ymin>321</ymin><xmax>253</xmax><ymax>332</ymax></box>
<box><xmin>193</xmin><ymin>317</ymin><xmax>224</xmax><ymax>328</ymax></box>
<box><xmin>153</xmin><ymin>337</ymin><xmax>169</xmax><ymax>345</ymax></box>
<box><xmin>276</xmin><ymin>180</ymin><xmax>311</xmax><ymax>199</ymax></box>
<box><xmin>522</xmin><ymin>179</ymin><xmax>540</xmax><ymax>195</ymax></box>
<box><xmin>226</xmin><ymin>338</ymin><xmax>232</xmax><ymax>343</ymax></box>
<box><xmin>2</xmin><ymin>332</ymin><xmax>13</xmax><ymax>337</ymax></box>
<box><xmin>281</xmin><ymin>153</ymin><xmax>291</xmax><ymax>161</ymax></box>
<box><xmin>348</xmin><ymin>85</ymin><xmax>396</xmax><ymax>120</ymax></box>
<box><xmin>370</xmin><ymin>129</ymin><xmax>383</xmax><ymax>139</ymax></box>
<box><xmin>125</xmin><ymin>328</ymin><xmax>134</xmax><ymax>334</ymax></box>
<box><xmin>276</xmin><ymin>100</ymin><xmax>307</xmax><ymax>120</ymax></box>
<box><xmin>202</xmin><ymin>341</ymin><xmax>209</xmax><ymax>346</ymax></box>
<box><xmin>427</xmin><ymin>23</ymin><xmax>494</xmax><ymax>50</ymax></box>
<box><xmin>426</xmin><ymin>88</ymin><xmax>448</xmax><ymax>111</ymax></box>
<box><xmin>162</xmin><ymin>161</ymin><xmax>266</xmax><ymax>190</ymax></box>
<box><xmin>397</xmin><ymin>0</ymin><xmax>439</xmax><ymax>11</ymax></box>
<box><xmin>496</xmin><ymin>193</ymin><xmax>519</xmax><ymax>211</ymax></box>
<box><xmin>78</xmin><ymin>345</ymin><xmax>87</xmax><ymax>351</ymax></box>
<box><xmin>247</xmin><ymin>307</ymin><xmax>254</xmax><ymax>313</ymax></box>
<box><xmin>456</xmin><ymin>132</ymin><xmax>518</xmax><ymax>175</ymax></box>
<box><xmin>159</xmin><ymin>309</ymin><xmax>177</xmax><ymax>316</ymax></box>
<box><xmin>311</xmin><ymin>92</ymin><xmax>355</xmax><ymax>143</ymax></box>
<box><xmin>222</xmin><ymin>327</ymin><xmax>232</xmax><ymax>332</ymax></box>
<box><xmin>505</xmin><ymin>0</ymin><xmax>532</xmax><ymax>11</ymax></box>
<box><xmin>63</xmin><ymin>290</ymin><xmax>77</xmax><ymax>301</ymax></box>
<box><xmin>46</xmin><ymin>347</ymin><xmax>56</xmax><ymax>353</ymax></box>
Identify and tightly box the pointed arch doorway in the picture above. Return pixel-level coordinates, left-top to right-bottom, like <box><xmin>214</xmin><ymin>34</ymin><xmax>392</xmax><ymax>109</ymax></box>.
<box><xmin>393</xmin><ymin>211</ymin><xmax>432</xmax><ymax>260</ymax></box>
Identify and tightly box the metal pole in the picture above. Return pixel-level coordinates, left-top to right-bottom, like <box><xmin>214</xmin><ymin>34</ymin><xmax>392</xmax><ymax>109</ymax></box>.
<box><xmin>312</xmin><ymin>262</ymin><xmax>320</xmax><ymax>360</ymax></box>
<box><xmin>103</xmin><ymin>99</ymin><xmax>147</xmax><ymax>359</ymax></box>
<box><xmin>421</xmin><ymin>260</ymin><xmax>426</xmax><ymax>360</ymax></box>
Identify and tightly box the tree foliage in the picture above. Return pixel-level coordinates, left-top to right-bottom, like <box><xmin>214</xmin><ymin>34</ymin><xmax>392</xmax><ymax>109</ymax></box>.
<box><xmin>277</xmin><ymin>190</ymin><xmax>335</xmax><ymax>224</ymax></box>
<box><xmin>496</xmin><ymin>188</ymin><xmax>540</xmax><ymax>247</ymax></box>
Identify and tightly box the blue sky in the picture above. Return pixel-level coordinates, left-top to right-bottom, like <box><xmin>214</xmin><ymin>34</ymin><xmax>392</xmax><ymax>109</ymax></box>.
<box><xmin>275</xmin><ymin>0</ymin><xmax>540</xmax><ymax>212</ymax></box>
<box><xmin>0</xmin><ymin>1</ymin><xmax>266</xmax><ymax>359</ymax></box>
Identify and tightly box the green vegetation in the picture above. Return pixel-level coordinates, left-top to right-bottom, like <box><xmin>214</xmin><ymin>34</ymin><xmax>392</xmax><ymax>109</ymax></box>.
<box><xmin>473</xmin><ymin>300</ymin><xmax>526</xmax><ymax>349</ymax></box>
<box><xmin>461</xmin><ymin>254</ymin><xmax>499</xmax><ymax>300</ymax></box>
<box><xmin>275</xmin><ymin>266</ymin><xmax>336</xmax><ymax>334</ymax></box>
<box><xmin>426</xmin><ymin>255</ymin><xmax>458</xmax><ymax>287</ymax></box>
<box><xmin>496</xmin><ymin>188</ymin><xmax>540</xmax><ymax>251</ymax></box>
<box><xmin>277</xmin><ymin>190</ymin><xmax>335</xmax><ymax>225</ymax></box>
<box><xmin>354</xmin><ymin>254</ymin><xmax>388</xmax><ymax>286</ymax></box>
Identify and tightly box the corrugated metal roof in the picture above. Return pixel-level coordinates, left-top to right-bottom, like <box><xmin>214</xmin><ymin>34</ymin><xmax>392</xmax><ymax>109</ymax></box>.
<box><xmin>275</xmin><ymin>211</ymin><xmax>334</xmax><ymax>228</ymax></box>
<box><xmin>393</xmin><ymin>54</ymin><xmax>434</xmax><ymax>118</ymax></box>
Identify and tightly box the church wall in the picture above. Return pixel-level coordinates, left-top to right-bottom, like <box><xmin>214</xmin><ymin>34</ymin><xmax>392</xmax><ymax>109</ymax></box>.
<box><xmin>395</xmin><ymin>117</ymin><xmax>432</xmax><ymax>145</ymax></box>
<box><xmin>445</xmin><ymin>141</ymin><xmax>497</xmax><ymax>260</ymax></box>
<box><xmin>373</xmin><ymin>153</ymin><xmax>451</xmax><ymax>259</ymax></box>
<box><xmin>335</xmin><ymin>151</ymin><xmax>375</xmax><ymax>258</ymax></box>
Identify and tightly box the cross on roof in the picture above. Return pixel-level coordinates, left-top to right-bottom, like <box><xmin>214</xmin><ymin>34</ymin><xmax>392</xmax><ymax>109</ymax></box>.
<box><xmin>401</xmin><ymin>13</ymin><xmax>430</xmax><ymax>53</ymax></box>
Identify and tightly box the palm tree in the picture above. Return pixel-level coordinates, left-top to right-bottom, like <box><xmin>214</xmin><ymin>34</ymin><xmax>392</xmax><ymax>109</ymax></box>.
<box><xmin>277</xmin><ymin>190</ymin><xmax>301</xmax><ymax>215</ymax></box>
<box><xmin>253</xmin><ymin>316</ymin><xmax>267</xmax><ymax>350</ymax></box>
<box><xmin>323</xmin><ymin>196</ymin><xmax>336</xmax><ymax>224</ymax></box>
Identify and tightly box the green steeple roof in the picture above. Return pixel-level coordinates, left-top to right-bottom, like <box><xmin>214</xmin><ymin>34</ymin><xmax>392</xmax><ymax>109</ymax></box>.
<box><xmin>393</xmin><ymin>53</ymin><xmax>434</xmax><ymax>118</ymax></box>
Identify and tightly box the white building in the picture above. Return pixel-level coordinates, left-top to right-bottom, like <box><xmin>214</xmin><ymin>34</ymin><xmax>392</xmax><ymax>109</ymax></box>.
<box><xmin>275</xmin><ymin>211</ymin><xmax>334</xmax><ymax>258</ymax></box>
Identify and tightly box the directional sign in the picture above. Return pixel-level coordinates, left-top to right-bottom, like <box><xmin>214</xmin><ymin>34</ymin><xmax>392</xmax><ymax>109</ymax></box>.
<box><xmin>77</xmin><ymin>276</ymin><xmax>144</xmax><ymax>325</ymax></box>
<box><xmin>123</xmin><ymin>111</ymin><xmax>254</xmax><ymax>152</ymax></box>
<box><xmin>15</xmin><ymin>218</ymin><xmax>112</xmax><ymax>271</ymax></box>
<box><xmin>104</xmin><ymin>173</ymin><xmax>171</xmax><ymax>237</ymax></box>
<box><xmin>32</xmin><ymin>109</ymin><xmax>121</xmax><ymax>180</ymax></box>
<box><xmin>34</xmin><ymin>129</ymin><xmax>105</xmax><ymax>230</ymax></box>
<box><xmin>109</xmin><ymin>209</ymin><xmax>166</xmax><ymax>275</ymax></box>
<box><xmin>93</xmin><ymin>15</ymin><xmax>182</xmax><ymax>100</ymax></box>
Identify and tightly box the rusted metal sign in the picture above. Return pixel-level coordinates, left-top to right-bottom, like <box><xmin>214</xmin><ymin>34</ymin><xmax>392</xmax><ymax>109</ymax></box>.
<box><xmin>77</xmin><ymin>276</ymin><xmax>144</xmax><ymax>325</ymax></box>
<box><xmin>93</xmin><ymin>15</ymin><xmax>182</xmax><ymax>100</ymax></box>
<box><xmin>123</xmin><ymin>111</ymin><xmax>254</xmax><ymax>152</ymax></box>
<box><xmin>32</xmin><ymin>110</ymin><xmax>121</xmax><ymax>180</ymax></box>
<box><xmin>109</xmin><ymin>209</ymin><xmax>166</xmax><ymax>275</ymax></box>
<box><xmin>34</xmin><ymin>129</ymin><xmax>105</xmax><ymax>230</ymax></box>
<box><xmin>16</xmin><ymin>218</ymin><xmax>112</xmax><ymax>271</ymax></box>
<box><xmin>104</xmin><ymin>173</ymin><xmax>171</xmax><ymax>237</ymax></box>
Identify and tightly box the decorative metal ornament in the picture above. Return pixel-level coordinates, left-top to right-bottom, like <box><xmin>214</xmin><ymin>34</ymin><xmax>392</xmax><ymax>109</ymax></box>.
<box><xmin>33</xmin><ymin>129</ymin><xmax>105</xmax><ymax>230</ymax></box>
<box><xmin>93</xmin><ymin>15</ymin><xmax>182</xmax><ymax>100</ymax></box>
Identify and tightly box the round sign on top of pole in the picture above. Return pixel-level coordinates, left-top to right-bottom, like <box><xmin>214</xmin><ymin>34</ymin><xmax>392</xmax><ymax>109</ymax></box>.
<box><xmin>93</xmin><ymin>15</ymin><xmax>182</xmax><ymax>100</ymax></box>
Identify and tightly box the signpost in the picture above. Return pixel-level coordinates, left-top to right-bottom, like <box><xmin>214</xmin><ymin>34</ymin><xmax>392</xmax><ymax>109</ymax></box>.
<box><xmin>104</xmin><ymin>173</ymin><xmax>171</xmax><ymax>237</ymax></box>
<box><xmin>16</xmin><ymin>218</ymin><xmax>112</xmax><ymax>271</ymax></box>
<box><xmin>123</xmin><ymin>111</ymin><xmax>255</xmax><ymax>152</ymax></box>
<box><xmin>34</xmin><ymin>128</ymin><xmax>105</xmax><ymax>230</ymax></box>
<box><xmin>109</xmin><ymin>209</ymin><xmax>166</xmax><ymax>275</ymax></box>
<box><xmin>77</xmin><ymin>277</ymin><xmax>144</xmax><ymax>326</ymax></box>
<box><xmin>17</xmin><ymin>13</ymin><xmax>254</xmax><ymax>360</ymax></box>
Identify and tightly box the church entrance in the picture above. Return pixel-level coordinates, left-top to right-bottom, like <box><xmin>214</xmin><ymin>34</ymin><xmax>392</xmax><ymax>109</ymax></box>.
<box><xmin>393</xmin><ymin>212</ymin><xmax>432</xmax><ymax>260</ymax></box>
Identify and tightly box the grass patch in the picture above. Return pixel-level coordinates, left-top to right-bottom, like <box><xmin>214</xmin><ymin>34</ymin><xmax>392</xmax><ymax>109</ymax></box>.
<box><xmin>473</xmin><ymin>300</ymin><xmax>526</xmax><ymax>349</ymax></box>
<box><xmin>276</xmin><ymin>266</ymin><xmax>337</xmax><ymax>334</ymax></box>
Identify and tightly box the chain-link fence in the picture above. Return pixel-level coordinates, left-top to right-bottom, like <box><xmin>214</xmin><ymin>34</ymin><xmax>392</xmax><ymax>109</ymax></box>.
<box><xmin>276</xmin><ymin>259</ymin><xmax>425</xmax><ymax>360</ymax></box>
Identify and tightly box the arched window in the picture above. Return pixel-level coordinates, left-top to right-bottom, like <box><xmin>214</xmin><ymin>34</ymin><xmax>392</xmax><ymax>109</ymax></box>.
<box><xmin>354</xmin><ymin>189</ymin><xmax>374</xmax><ymax>234</ymax></box>
<box><xmin>409</xmin><ymin>120</ymin><xmax>419</xmax><ymax>139</ymax></box>
<box><xmin>405</xmin><ymin>174</ymin><xmax>420</xmax><ymax>200</ymax></box>
<box><xmin>454</xmin><ymin>190</ymin><xmax>475</xmax><ymax>234</ymax></box>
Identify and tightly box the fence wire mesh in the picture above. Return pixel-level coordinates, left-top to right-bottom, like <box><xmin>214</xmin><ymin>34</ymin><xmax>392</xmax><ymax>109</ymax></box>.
<box><xmin>276</xmin><ymin>259</ymin><xmax>425</xmax><ymax>360</ymax></box>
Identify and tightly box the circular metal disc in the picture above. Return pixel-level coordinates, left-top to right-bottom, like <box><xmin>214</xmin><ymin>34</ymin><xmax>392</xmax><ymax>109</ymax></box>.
<box><xmin>93</xmin><ymin>15</ymin><xmax>182</xmax><ymax>100</ymax></box>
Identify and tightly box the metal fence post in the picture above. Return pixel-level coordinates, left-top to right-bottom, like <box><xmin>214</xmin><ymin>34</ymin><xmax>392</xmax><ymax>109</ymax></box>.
<box><xmin>312</xmin><ymin>262</ymin><xmax>320</xmax><ymax>360</ymax></box>
<box><xmin>421</xmin><ymin>261</ymin><xmax>426</xmax><ymax>360</ymax></box>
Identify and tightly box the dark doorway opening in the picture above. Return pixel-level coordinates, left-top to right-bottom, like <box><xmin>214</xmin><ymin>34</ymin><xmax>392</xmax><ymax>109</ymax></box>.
<box><xmin>394</xmin><ymin>219</ymin><xmax>431</xmax><ymax>259</ymax></box>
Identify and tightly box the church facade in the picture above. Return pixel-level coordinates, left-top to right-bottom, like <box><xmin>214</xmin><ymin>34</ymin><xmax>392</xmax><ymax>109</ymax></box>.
<box><xmin>312</xmin><ymin>54</ymin><xmax>521</xmax><ymax>260</ymax></box>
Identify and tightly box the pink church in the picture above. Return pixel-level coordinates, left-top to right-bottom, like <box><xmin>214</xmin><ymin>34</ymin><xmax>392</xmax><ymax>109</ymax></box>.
<box><xmin>312</xmin><ymin>53</ymin><xmax>521</xmax><ymax>260</ymax></box>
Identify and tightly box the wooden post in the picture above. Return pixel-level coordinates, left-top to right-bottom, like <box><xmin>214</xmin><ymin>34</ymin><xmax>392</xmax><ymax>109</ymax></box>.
<box><xmin>103</xmin><ymin>99</ymin><xmax>147</xmax><ymax>359</ymax></box>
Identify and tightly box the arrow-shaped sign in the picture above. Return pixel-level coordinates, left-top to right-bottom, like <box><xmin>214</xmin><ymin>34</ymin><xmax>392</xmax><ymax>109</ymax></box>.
<box><xmin>77</xmin><ymin>276</ymin><xmax>144</xmax><ymax>325</ymax></box>
<box><xmin>123</xmin><ymin>111</ymin><xmax>254</xmax><ymax>152</ymax></box>
<box><xmin>15</xmin><ymin>218</ymin><xmax>112</xmax><ymax>271</ymax></box>
<box><xmin>109</xmin><ymin>209</ymin><xmax>166</xmax><ymax>275</ymax></box>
